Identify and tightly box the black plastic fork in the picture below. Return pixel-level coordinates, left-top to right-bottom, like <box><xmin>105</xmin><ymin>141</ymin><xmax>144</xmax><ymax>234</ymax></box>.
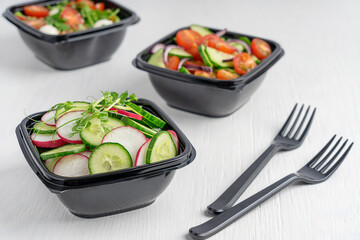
<box><xmin>189</xmin><ymin>136</ymin><xmax>354</xmax><ymax>239</ymax></box>
<box><xmin>207</xmin><ymin>104</ymin><xmax>316</xmax><ymax>214</ymax></box>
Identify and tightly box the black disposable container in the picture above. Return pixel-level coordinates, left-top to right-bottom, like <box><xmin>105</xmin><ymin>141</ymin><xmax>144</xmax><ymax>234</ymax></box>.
<box><xmin>133</xmin><ymin>26</ymin><xmax>284</xmax><ymax>117</ymax></box>
<box><xmin>15</xmin><ymin>99</ymin><xmax>196</xmax><ymax>218</ymax></box>
<box><xmin>3</xmin><ymin>0</ymin><xmax>140</xmax><ymax>70</ymax></box>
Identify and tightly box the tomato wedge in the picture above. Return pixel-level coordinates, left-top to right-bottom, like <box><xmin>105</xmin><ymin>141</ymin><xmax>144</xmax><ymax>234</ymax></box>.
<box><xmin>95</xmin><ymin>2</ymin><xmax>105</xmax><ymax>11</ymax></box>
<box><xmin>61</xmin><ymin>7</ymin><xmax>85</xmax><ymax>28</ymax></box>
<box><xmin>165</xmin><ymin>56</ymin><xmax>180</xmax><ymax>70</ymax></box>
<box><xmin>198</xmin><ymin>34</ymin><xmax>236</xmax><ymax>54</ymax></box>
<box><xmin>24</xmin><ymin>5</ymin><xmax>49</xmax><ymax>18</ymax></box>
<box><xmin>24</xmin><ymin>18</ymin><xmax>46</xmax><ymax>29</ymax></box>
<box><xmin>76</xmin><ymin>0</ymin><xmax>96</xmax><ymax>10</ymax></box>
<box><xmin>250</xmin><ymin>38</ymin><xmax>272</xmax><ymax>60</ymax></box>
<box><xmin>194</xmin><ymin>70</ymin><xmax>215</xmax><ymax>79</ymax></box>
<box><xmin>216</xmin><ymin>69</ymin><xmax>239</xmax><ymax>80</ymax></box>
<box><xmin>176</xmin><ymin>29</ymin><xmax>202</xmax><ymax>60</ymax></box>
<box><xmin>233</xmin><ymin>52</ymin><xmax>257</xmax><ymax>75</ymax></box>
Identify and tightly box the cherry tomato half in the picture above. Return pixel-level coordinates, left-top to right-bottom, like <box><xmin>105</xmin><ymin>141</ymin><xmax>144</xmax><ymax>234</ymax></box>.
<box><xmin>233</xmin><ymin>52</ymin><xmax>257</xmax><ymax>75</ymax></box>
<box><xmin>197</xmin><ymin>34</ymin><xmax>222</xmax><ymax>45</ymax></box>
<box><xmin>216</xmin><ymin>69</ymin><xmax>239</xmax><ymax>80</ymax></box>
<box><xmin>176</xmin><ymin>29</ymin><xmax>202</xmax><ymax>50</ymax></box>
<box><xmin>24</xmin><ymin>5</ymin><xmax>49</xmax><ymax>18</ymax></box>
<box><xmin>61</xmin><ymin>7</ymin><xmax>85</xmax><ymax>28</ymax></box>
<box><xmin>76</xmin><ymin>0</ymin><xmax>96</xmax><ymax>10</ymax></box>
<box><xmin>95</xmin><ymin>2</ymin><xmax>105</xmax><ymax>11</ymax></box>
<box><xmin>24</xmin><ymin>18</ymin><xmax>46</xmax><ymax>29</ymax></box>
<box><xmin>250</xmin><ymin>38</ymin><xmax>272</xmax><ymax>60</ymax></box>
<box><xmin>194</xmin><ymin>70</ymin><xmax>215</xmax><ymax>79</ymax></box>
<box><xmin>165</xmin><ymin>56</ymin><xmax>180</xmax><ymax>71</ymax></box>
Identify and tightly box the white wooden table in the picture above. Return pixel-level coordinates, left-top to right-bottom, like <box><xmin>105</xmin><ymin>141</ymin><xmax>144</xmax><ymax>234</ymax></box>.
<box><xmin>1</xmin><ymin>0</ymin><xmax>359</xmax><ymax>239</ymax></box>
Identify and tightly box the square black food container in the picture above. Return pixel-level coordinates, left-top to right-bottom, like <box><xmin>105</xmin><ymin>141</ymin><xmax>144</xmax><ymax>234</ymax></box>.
<box><xmin>3</xmin><ymin>0</ymin><xmax>140</xmax><ymax>70</ymax></box>
<box><xmin>133</xmin><ymin>26</ymin><xmax>284</xmax><ymax>117</ymax></box>
<box><xmin>15</xmin><ymin>99</ymin><xmax>196</xmax><ymax>218</ymax></box>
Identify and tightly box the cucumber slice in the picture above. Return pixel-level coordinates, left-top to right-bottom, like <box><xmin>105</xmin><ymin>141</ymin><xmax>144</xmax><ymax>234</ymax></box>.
<box><xmin>146</xmin><ymin>131</ymin><xmax>177</xmax><ymax>164</ymax></box>
<box><xmin>44</xmin><ymin>157</ymin><xmax>60</xmax><ymax>172</ymax></box>
<box><xmin>125</xmin><ymin>102</ymin><xmax>166</xmax><ymax>129</ymax></box>
<box><xmin>148</xmin><ymin>49</ymin><xmax>165</xmax><ymax>68</ymax></box>
<box><xmin>33</xmin><ymin>122</ymin><xmax>57</xmax><ymax>134</ymax></box>
<box><xmin>89</xmin><ymin>143</ymin><xmax>132</xmax><ymax>174</ymax></box>
<box><xmin>198</xmin><ymin>44</ymin><xmax>214</xmax><ymax>67</ymax></box>
<box><xmin>169</xmin><ymin>48</ymin><xmax>193</xmax><ymax>59</ymax></box>
<box><xmin>40</xmin><ymin>143</ymin><xmax>86</xmax><ymax>161</ymax></box>
<box><xmin>80</xmin><ymin>116</ymin><xmax>125</xmax><ymax>148</ymax></box>
<box><xmin>190</xmin><ymin>24</ymin><xmax>213</xmax><ymax>36</ymax></box>
<box><xmin>55</xmin><ymin>101</ymin><xmax>90</xmax><ymax>121</ymax></box>
<box><xmin>229</xmin><ymin>42</ymin><xmax>245</xmax><ymax>52</ymax></box>
<box><xmin>205</xmin><ymin>46</ymin><xmax>234</xmax><ymax>68</ymax></box>
<box><xmin>179</xmin><ymin>66</ymin><xmax>191</xmax><ymax>74</ymax></box>
<box><xmin>122</xmin><ymin>117</ymin><xmax>157</xmax><ymax>138</ymax></box>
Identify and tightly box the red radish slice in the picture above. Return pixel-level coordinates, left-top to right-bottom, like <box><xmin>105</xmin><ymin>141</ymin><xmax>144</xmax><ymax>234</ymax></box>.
<box><xmin>135</xmin><ymin>139</ymin><xmax>150</xmax><ymax>166</ymax></box>
<box><xmin>79</xmin><ymin>151</ymin><xmax>92</xmax><ymax>158</ymax></box>
<box><xmin>56</xmin><ymin>111</ymin><xmax>84</xmax><ymax>144</ymax></box>
<box><xmin>109</xmin><ymin>108</ymin><xmax>143</xmax><ymax>120</ymax></box>
<box><xmin>163</xmin><ymin>45</ymin><xmax>184</xmax><ymax>64</ymax></box>
<box><xmin>177</xmin><ymin>57</ymin><xmax>191</xmax><ymax>70</ymax></box>
<box><xmin>150</xmin><ymin>43</ymin><xmax>165</xmax><ymax>54</ymax></box>
<box><xmin>53</xmin><ymin>154</ymin><xmax>90</xmax><ymax>177</ymax></box>
<box><xmin>168</xmin><ymin>130</ymin><xmax>179</xmax><ymax>154</ymax></box>
<box><xmin>101</xmin><ymin>126</ymin><xmax>147</xmax><ymax>161</ymax></box>
<box><xmin>41</xmin><ymin>110</ymin><xmax>56</xmax><ymax>126</ymax></box>
<box><xmin>215</xmin><ymin>28</ymin><xmax>227</xmax><ymax>37</ymax></box>
<box><xmin>31</xmin><ymin>132</ymin><xmax>66</xmax><ymax>148</ymax></box>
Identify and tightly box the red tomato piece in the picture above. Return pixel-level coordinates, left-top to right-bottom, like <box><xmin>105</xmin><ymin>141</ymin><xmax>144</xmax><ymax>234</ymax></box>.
<box><xmin>216</xmin><ymin>69</ymin><xmax>239</xmax><ymax>80</ymax></box>
<box><xmin>24</xmin><ymin>5</ymin><xmax>49</xmax><ymax>18</ymax></box>
<box><xmin>197</xmin><ymin>34</ymin><xmax>222</xmax><ymax>45</ymax></box>
<box><xmin>24</xmin><ymin>18</ymin><xmax>46</xmax><ymax>29</ymax></box>
<box><xmin>66</xmin><ymin>1</ymin><xmax>77</xmax><ymax>9</ymax></box>
<box><xmin>61</xmin><ymin>7</ymin><xmax>85</xmax><ymax>28</ymax></box>
<box><xmin>95</xmin><ymin>2</ymin><xmax>105</xmax><ymax>11</ymax></box>
<box><xmin>16</xmin><ymin>15</ymin><xmax>26</xmax><ymax>21</ymax></box>
<box><xmin>76</xmin><ymin>0</ymin><xmax>96</xmax><ymax>10</ymax></box>
<box><xmin>165</xmin><ymin>56</ymin><xmax>180</xmax><ymax>71</ymax></box>
<box><xmin>186</xmin><ymin>44</ymin><xmax>202</xmax><ymax>61</ymax></box>
<box><xmin>250</xmin><ymin>38</ymin><xmax>272</xmax><ymax>60</ymax></box>
<box><xmin>194</xmin><ymin>70</ymin><xmax>215</xmax><ymax>79</ymax></box>
<box><xmin>233</xmin><ymin>52</ymin><xmax>257</xmax><ymax>75</ymax></box>
<box><xmin>207</xmin><ymin>39</ymin><xmax>237</xmax><ymax>54</ymax></box>
<box><xmin>176</xmin><ymin>29</ymin><xmax>202</xmax><ymax>50</ymax></box>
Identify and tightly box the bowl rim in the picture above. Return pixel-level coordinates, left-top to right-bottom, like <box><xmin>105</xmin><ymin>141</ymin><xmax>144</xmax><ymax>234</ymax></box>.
<box><xmin>3</xmin><ymin>0</ymin><xmax>140</xmax><ymax>44</ymax></box>
<box><xmin>133</xmin><ymin>25</ymin><xmax>284</xmax><ymax>90</ymax></box>
<box><xmin>16</xmin><ymin>98</ymin><xmax>196</xmax><ymax>191</ymax></box>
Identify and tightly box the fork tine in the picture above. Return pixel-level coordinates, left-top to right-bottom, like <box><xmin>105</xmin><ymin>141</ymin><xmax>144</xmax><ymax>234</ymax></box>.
<box><xmin>278</xmin><ymin>104</ymin><xmax>297</xmax><ymax>136</ymax></box>
<box><xmin>308</xmin><ymin>135</ymin><xmax>336</xmax><ymax>168</ymax></box>
<box><xmin>293</xmin><ymin>106</ymin><xmax>310</xmax><ymax>139</ymax></box>
<box><xmin>298</xmin><ymin>108</ymin><xmax>316</xmax><ymax>141</ymax></box>
<box><xmin>320</xmin><ymin>139</ymin><xmax>349</xmax><ymax>173</ymax></box>
<box><xmin>286</xmin><ymin>104</ymin><xmax>304</xmax><ymax>138</ymax></box>
<box><xmin>314</xmin><ymin>137</ymin><xmax>343</xmax><ymax>170</ymax></box>
<box><xmin>322</xmin><ymin>142</ymin><xmax>353</xmax><ymax>176</ymax></box>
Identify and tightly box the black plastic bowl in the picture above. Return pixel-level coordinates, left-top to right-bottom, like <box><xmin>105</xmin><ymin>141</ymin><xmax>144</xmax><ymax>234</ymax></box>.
<box><xmin>3</xmin><ymin>0</ymin><xmax>140</xmax><ymax>70</ymax></box>
<box><xmin>133</xmin><ymin>26</ymin><xmax>284</xmax><ymax>117</ymax></box>
<box><xmin>15</xmin><ymin>99</ymin><xmax>196</xmax><ymax>218</ymax></box>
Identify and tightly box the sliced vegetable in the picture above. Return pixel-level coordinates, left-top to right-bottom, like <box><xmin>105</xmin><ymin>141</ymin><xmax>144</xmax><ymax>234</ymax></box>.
<box><xmin>148</xmin><ymin>48</ymin><xmax>165</xmax><ymax>68</ymax></box>
<box><xmin>190</xmin><ymin>24</ymin><xmax>213</xmax><ymax>36</ymax></box>
<box><xmin>233</xmin><ymin>52</ymin><xmax>257</xmax><ymax>75</ymax></box>
<box><xmin>168</xmin><ymin>130</ymin><xmax>179</xmax><ymax>154</ymax></box>
<box><xmin>251</xmin><ymin>38</ymin><xmax>272</xmax><ymax>60</ymax></box>
<box><xmin>33</xmin><ymin>122</ymin><xmax>57</xmax><ymax>134</ymax></box>
<box><xmin>101</xmin><ymin>126</ymin><xmax>147</xmax><ymax>161</ymax></box>
<box><xmin>60</xmin><ymin>7</ymin><xmax>84</xmax><ymax>28</ymax></box>
<box><xmin>215</xmin><ymin>28</ymin><xmax>226</xmax><ymax>37</ymax></box>
<box><xmin>40</xmin><ymin>143</ymin><xmax>86</xmax><ymax>160</ymax></box>
<box><xmin>150</xmin><ymin>43</ymin><xmax>165</xmax><ymax>54</ymax></box>
<box><xmin>179</xmin><ymin>66</ymin><xmax>191</xmax><ymax>74</ymax></box>
<box><xmin>56</xmin><ymin>111</ymin><xmax>84</xmax><ymax>144</ymax></box>
<box><xmin>177</xmin><ymin>57</ymin><xmax>191</xmax><ymax>70</ymax></box>
<box><xmin>146</xmin><ymin>131</ymin><xmax>177</xmax><ymax>164</ymax></box>
<box><xmin>125</xmin><ymin>102</ymin><xmax>166</xmax><ymax>129</ymax></box>
<box><xmin>31</xmin><ymin>132</ymin><xmax>66</xmax><ymax>148</ymax></box>
<box><xmin>109</xmin><ymin>108</ymin><xmax>143</xmax><ymax>120</ymax></box>
<box><xmin>169</xmin><ymin>48</ymin><xmax>193</xmax><ymax>59</ymax></box>
<box><xmin>176</xmin><ymin>29</ymin><xmax>202</xmax><ymax>50</ymax></box>
<box><xmin>198</xmin><ymin>44</ymin><xmax>214</xmax><ymax>67</ymax></box>
<box><xmin>24</xmin><ymin>5</ymin><xmax>49</xmax><ymax>18</ymax></box>
<box><xmin>41</xmin><ymin>110</ymin><xmax>56</xmax><ymax>126</ymax></box>
<box><xmin>205</xmin><ymin>46</ymin><xmax>234</xmax><ymax>68</ymax></box>
<box><xmin>227</xmin><ymin>39</ymin><xmax>251</xmax><ymax>54</ymax></box>
<box><xmin>135</xmin><ymin>139</ymin><xmax>150</xmax><ymax>166</ymax></box>
<box><xmin>216</xmin><ymin>69</ymin><xmax>239</xmax><ymax>80</ymax></box>
<box><xmin>163</xmin><ymin>45</ymin><xmax>183</xmax><ymax>64</ymax></box>
<box><xmin>55</xmin><ymin>101</ymin><xmax>90</xmax><ymax>121</ymax></box>
<box><xmin>79</xmin><ymin>151</ymin><xmax>92</xmax><ymax>158</ymax></box>
<box><xmin>194</xmin><ymin>70</ymin><xmax>216</xmax><ymax>78</ymax></box>
<box><xmin>165</xmin><ymin>55</ymin><xmax>180</xmax><ymax>70</ymax></box>
<box><xmin>122</xmin><ymin>117</ymin><xmax>158</xmax><ymax>138</ymax></box>
<box><xmin>89</xmin><ymin>143</ymin><xmax>132</xmax><ymax>174</ymax></box>
<box><xmin>53</xmin><ymin>154</ymin><xmax>90</xmax><ymax>177</ymax></box>
<box><xmin>44</xmin><ymin>157</ymin><xmax>60</xmax><ymax>172</ymax></box>
<box><xmin>183</xmin><ymin>63</ymin><xmax>213</xmax><ymax>73</ymax></box>
<box><xmin>238</xmin><ymin>36</ymin><xmax>251</xmax><ymax>47</ymax></box>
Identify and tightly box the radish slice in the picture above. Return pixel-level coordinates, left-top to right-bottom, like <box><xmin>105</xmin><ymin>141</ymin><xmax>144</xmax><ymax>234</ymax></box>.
<box><xmin>177</xmin><ymin>57</ymin><xmax>191</xmax><ymax>70</ymax></box>
<box><xmin>109</xmin><ymin>108</ymin><xmax>143</xmax><ymax>120</ymax></box>
<box><xmin>102</xmin><ymin>126</ymin><xmax>147</xmax><ymax>161</ymax></box>
<box><xmin>41</xmin><ymin>110</ymin><xmax>56</xmax><ymax>126</ymax></box>
<box><xmin>183</xmin><ymin>63</ymin><xmax>213</xmax><ymax>73</ymax></box>
<box><xmin>31</xmin><ymin>132</ymin><xmax>66</xmax><ymax>148</ymax></box>
<box><xmin>56</xmin><ymin>111</ymin><xmax>84</xmax><ymax>144</ymax></box>
<box><xmin>53</xmin><ymin>154</ymin><xmax>90</xmax><ymax>177</ymax></box>
<box><xmin>215</xmin><ymin>28</ymin><xmax>227</xmax><ymax>37</ymax></box>
<box><xmin>226</xmin><ymin>39</ymin><xmax>251</xmax><ymax>55</ymax></box>
<box><xmin>163</xmin><ymin>45</ymin><xmax>184</xmax><ymax>64</ymax></box>
<box><xmin>135</xmin><ymin>139</ymin><xmax>151</xmax><ymax>166</ymax></box>
<box><xmin>79</xmin><ymin>151</ymin><xmax>92</xmax><ymax>158</ymax></box>
<box><xmin>151</xmin><ymin>43</ymin><xmax>165</xmax><ymax>54</ymax></box>
<box><xmin>168</xmin><ymin>130</ymin><xmax>179</xmax><ymax>154</ymax></box>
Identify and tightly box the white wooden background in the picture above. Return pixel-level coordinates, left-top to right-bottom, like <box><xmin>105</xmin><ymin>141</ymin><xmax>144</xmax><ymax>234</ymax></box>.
<box><xmin>1</xmin><ymin>0</ymin><xmax>359</xmax><ymax>239</ymax></box>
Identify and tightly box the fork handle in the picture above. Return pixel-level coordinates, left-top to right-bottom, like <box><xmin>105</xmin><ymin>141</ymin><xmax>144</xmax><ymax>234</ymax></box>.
<box><xmin>207</xmin><ymin>144</ymin><xmax>281</xmax><ymax>214</ymax></box>
<box><xmin>189</xmin><ymin>173</ymin><xmax>299</xmax><ymax>240</ymax></box>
